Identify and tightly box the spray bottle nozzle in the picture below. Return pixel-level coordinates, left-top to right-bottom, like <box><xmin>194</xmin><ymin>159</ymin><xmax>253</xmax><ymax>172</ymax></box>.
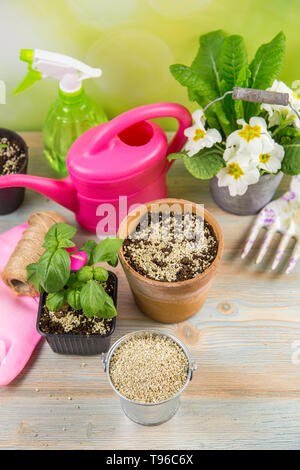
<box><xmin>13</xmin><ymin>49</ymin><xmax>43</xmax><ymax>95</ymax></box>
<box><xmin>19</xmin><ymin>49</ymin><xmax>34</xmax><ymax>63</ymax></box>
<box><xmin>13</xmin><ymin>48</ymin><xmax>102</xmax><ymax>96</ymax></box>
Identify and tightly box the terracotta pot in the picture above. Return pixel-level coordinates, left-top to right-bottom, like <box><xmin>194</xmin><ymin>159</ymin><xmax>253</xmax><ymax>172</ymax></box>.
<box><xmin>117</xmin><ymin>198</ymin><xmax>224</xmax><ymax>323</ymax></box>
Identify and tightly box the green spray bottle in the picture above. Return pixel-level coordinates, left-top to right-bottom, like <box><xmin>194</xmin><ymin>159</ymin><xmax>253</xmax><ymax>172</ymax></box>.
<box><xmin>14</xmin><ymin>49</ymin><xmax>107</xmax><ymax>177</ymax></box>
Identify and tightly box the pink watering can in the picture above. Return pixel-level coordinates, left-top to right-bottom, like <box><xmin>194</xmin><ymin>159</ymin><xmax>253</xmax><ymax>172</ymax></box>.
<box><xmin>0</xmin><ymin>103</ymin><xmax>191</xmax><ymax>233</ymax></box>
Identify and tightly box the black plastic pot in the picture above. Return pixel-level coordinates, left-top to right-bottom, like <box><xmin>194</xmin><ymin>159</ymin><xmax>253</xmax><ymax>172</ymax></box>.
<box><xmin>37</xmin><ymin>271</ymin><xmax>118</xmax><ymax>355</ymax></box>
<box><xmin>0</xmin><ymin>128</ymin><xmax>28</xmax><ymax>215</ymax></box>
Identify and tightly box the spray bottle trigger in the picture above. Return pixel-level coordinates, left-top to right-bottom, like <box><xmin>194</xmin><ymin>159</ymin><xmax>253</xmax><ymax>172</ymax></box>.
<box><xmin>13</xmin><ymin>65</ymin><xmax>43</xmax><ymax>95</ymax></box>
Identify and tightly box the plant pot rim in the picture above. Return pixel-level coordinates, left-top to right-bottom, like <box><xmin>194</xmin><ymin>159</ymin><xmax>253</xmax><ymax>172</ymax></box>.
<box><xmin>211</xmin><ymin>170</ymin><xmax>283</xmax><ymax>184</ymax></box>
<box><xmin>36</xmin><ymin>270</ymin><xmax>117</xmax><ymax>339</ymax></box>
<box><xmin>117</xmin><ymin>198</ymin><xmax>224</xmax><ymax>288</ymax></box>
<box><xmin>0</xmin><ymin>128</ymin><xmax>28</xmax><ymax>174</ymax></box>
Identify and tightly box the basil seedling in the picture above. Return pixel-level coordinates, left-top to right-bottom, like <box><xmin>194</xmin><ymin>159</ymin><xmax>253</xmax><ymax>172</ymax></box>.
<box><xmin>26</xmin><ymin>222</ymin><xmax>123</xmax><ymax>319</ymax></box>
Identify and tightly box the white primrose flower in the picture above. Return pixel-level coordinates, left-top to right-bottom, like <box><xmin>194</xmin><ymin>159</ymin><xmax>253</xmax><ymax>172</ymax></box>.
<box><xmin>253</xmin><ymin>142</ymin><xmax>285</xmax><ymax>173</ymax></box>
<box><xmin>217</xmin><ymin>150</ymin><xmax>260</xmax><ymax>197</ymax></box>
<box><xmin>261</xmin><ymin>79</ymin><xmax>300</xmax><ymax>129</ymax></box>
<box><xmin>226</xmin><ymin>117</ymin><xmax>275</xmax><ymax>155</ymax></box>
<box><xmin>184</xmin><ymin>109</ymin><xmax>222</xmax><ymax>157</ymax></box>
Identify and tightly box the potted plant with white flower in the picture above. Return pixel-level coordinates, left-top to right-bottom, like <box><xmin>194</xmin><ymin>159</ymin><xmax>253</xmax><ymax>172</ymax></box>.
<box><xmin>169</xmin><ymin>30</ymin><xmax>300</xmax><ymax>215</ymax></box>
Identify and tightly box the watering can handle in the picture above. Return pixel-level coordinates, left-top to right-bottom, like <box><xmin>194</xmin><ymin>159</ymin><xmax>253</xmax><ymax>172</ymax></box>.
<box><xmin>89</xmin><ymin>102</ymin><xmax>192</xmax><ymax>157</ymax></box>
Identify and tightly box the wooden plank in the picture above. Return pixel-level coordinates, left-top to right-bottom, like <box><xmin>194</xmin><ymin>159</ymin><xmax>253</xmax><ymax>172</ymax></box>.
<box><xmin>1</xmin><ymin>396</ymin><xmax>300</xmax><ymax>450</ymax></box>
<box><xmin>0</xmin><ymin>132</ymin><xmax>299</xmax><ymax>450</ymax></box>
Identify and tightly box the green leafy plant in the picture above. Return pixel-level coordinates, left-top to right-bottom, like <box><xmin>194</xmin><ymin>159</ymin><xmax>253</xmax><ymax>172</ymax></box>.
<box><xmin>168</xmin><ymin>30</ymin><xmax>300</xmax><ymax>191</ymax></box>
<box><xmin>26</xmin><ymin>223</ymin><xmax>123</xmax><ymax>319</ymax></box>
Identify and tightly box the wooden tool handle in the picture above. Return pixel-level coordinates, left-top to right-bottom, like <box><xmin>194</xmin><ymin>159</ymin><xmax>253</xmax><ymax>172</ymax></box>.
<box><xmin>232</xmin><ymin>87</ymin><xmax>289</xmax><ymax>105</ymax></box>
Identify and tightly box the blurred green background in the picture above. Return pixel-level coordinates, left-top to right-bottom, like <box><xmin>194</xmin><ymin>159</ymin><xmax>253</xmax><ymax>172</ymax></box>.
<box><xmin>1</xmin><ymin>0</ymin><xmax>300</xmax><ymax>130</ymax></box>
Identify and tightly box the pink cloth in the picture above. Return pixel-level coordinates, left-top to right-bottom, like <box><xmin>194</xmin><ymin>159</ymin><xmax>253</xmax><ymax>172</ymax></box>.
<box><xmin>0</xmin><ymin>224</ymin><xmax>87</xmax><ymax>385</ymax></box>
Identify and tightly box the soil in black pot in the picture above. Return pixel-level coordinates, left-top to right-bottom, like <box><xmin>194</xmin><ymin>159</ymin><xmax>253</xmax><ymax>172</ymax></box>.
<box><xmin>39</xmin><ymin>274</ymin><xmax>115</xmax><ymax>336</ymax></box>
<box><xmin>123</xmin><ymin>212</ymin><xmax>218</xmax><ymax>282</ymax></box>
<box><xmin>0</xmin><ymin>136</ymin><xmax>26</xmax><ymax>175</ymax></box>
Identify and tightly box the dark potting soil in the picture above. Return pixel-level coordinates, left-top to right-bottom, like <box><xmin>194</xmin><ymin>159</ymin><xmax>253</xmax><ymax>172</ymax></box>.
<box><xmin>39</xmin><ymin>274</ymin><xmax>115</xmax><ymax>336</ymax></box>
<box><xmin>0</xmin><ymin>137</ymin><xmax>26</xmax><ymax>175</ymax></box>
<box><xmin>123</xmin><ymin>212</ymin><xmax>218</xmax><ymax>282</ymax></box>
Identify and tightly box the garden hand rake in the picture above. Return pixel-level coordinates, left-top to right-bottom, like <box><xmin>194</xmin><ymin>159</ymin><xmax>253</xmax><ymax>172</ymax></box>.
<box><xmin>241</xmin><ymin>175</ymin><xmax>300</xmax><ymax>273</ymax></box>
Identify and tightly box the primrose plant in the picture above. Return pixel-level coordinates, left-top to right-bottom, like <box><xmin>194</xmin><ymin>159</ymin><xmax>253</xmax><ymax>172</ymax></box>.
<box><xmin>26</xmin><ymin>223</ymin><xmax>123</xmax><ymax>319</ymax></box>
<box><xmin>169</xmin><ymin>30</ymin><xmax>300</xmax><ymax>197</ymax></box>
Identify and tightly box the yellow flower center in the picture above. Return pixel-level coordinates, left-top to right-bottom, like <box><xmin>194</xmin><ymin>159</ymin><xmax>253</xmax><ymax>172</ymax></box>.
<box><xmin>294</xmin><ymin>209</ymin><xmax>300</xmax><ymax>225</ymax></box>
<box><xmin>227</xmin><ymin>162</ymin><xmax>245</xmax><ymax>180</ymax></box>
<box><xmin>238</xmin><ymin>124</ymin><xmax>261</xmax><ymax>142</ymax></box>
<box><xmin>193</xmin><ymin>128</ymin><xmax>206</xmax><ymax>141</ymax></box>
<box><xmin>292</xmin><ymin>92</ymin><xmax>300</xmax><ymax>101</ymax></box>
<box><xmin>259</xmin><ymin>153</ymin><xmax>271</xmax><ymax>164</ymax></box>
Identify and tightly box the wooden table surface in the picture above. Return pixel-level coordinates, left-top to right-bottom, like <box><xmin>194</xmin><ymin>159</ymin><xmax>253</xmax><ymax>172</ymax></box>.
<box><xmin>0</xmin><ymin>132</ymin><xmax>300</xmax><ymax>450</ymax></box>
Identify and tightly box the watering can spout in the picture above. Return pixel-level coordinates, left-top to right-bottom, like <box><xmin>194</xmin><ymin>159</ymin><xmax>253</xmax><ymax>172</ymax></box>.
<box><xmin>0</xmin><ymin>175</ymin><xmax>78</xmax><ymax>213</ymax></box>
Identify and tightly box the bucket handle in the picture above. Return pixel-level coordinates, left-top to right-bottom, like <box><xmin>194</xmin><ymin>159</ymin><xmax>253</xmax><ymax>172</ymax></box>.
<box><xmin>89</xmin><ymin>102</ymin><xmax>192</xmax><ymax>158</ymax></box>
<box><xmin>101</xmin><ymin>352</ymin><xmax>107</xmax><ymax>372</ymax></box>
<box><xmin>190</xmin><ymin>360</ymin><xmax>197</xmax><ymax>381</ymax></box>
<box><xmin>203</xmin><ymin>87</ymin><xmax>291</xmax><ymax>115</ymax></box>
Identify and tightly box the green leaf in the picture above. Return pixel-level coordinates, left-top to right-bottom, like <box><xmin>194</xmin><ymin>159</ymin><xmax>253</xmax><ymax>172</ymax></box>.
<box><xmin>275</xmin><ymin>126</ymin><xmax>300</xmax><ymax>145</ymax></box>
<box><xmin>167</xmin><ymin>152</ymin><xmax>185</xmax><ymax>162</ymax></box>
<box><xmin>170</xmin><ymin>31</ymin><xmax>230</xmax><ymax>135</ymax></box>
<box><xmin>108</xmin><ymin>255</ymin><xmax>118</xmax><ymax>268</ymax></box>
<box><xmin>234</xmin><ymin>66</ymin><xmax>252</xmax><ymax>121</ymax></box>
<box><xmin>46</xmin><ymin>290</ymin><xmax>66</xmax><ymax>312</ymax></box>
<box><xmin>183</xmin><ymin>148</ymin><xmax>225</xmax><ymax>179</ymax></box>
<box><xmin>191</xmin><ymin>30</ymin><xmax>226</xmax><ymax>96</ymax></box>
<box><xmin>250</xmin><ymin>31</ymin><xmax>285</xmax><ymax>89</ymax></box>
<box><xmin>169</xmin><ymin>66</ymin><xmax>229</xmax><ymax>134</ymax></box>
<box><xmin>187</xmin><ymin>88</ymin><xmax>222</xmax><ymax>132</ymax></box>
<box><xmin>219</xmin><ymin>35</ymin><xmax>248</xmax><ymax>89</ymax></box>
<box><xmin>219</xmin><ymin>35</ymin><xmax>248</xmax><ymax>128</ymax></box>
<box><xmin>26</xmin><ymin>263</ymin><xmax>43</xmax><ymax>292</ymax></box>
<box><xmin>93</xmin><ymin>267</ymin><xmax>109</xmax><ymax>282</ymax></box>
<box><xmin>236</xmin><ymin>65</ymin><xmax>251</xmax><ymax>88</ymax></box>
<box><xmin>99</xmin><ymin>293</ymin><xmax>117</xmax><ymax>319</ymax></box>
<box><xmin>282</xmin><ymin>136</ymin><xmax>300</xmax><ymax>175</ymax></box>
<box><xmin>220</xmin><ymin>78</ymin><xmax>236</xmax><ymax>130</ymax></box>
<box><xmin>169</xmin><ymin>64</ymin><xmax>214</xmax><ymax>96</ymax></box>
<box><xmin>246</xmin><ymin>31</ymin><xmax>286</xmax><ymax>119</ymax></box>
<box><xmin>57</xmin><ymin>239</ymin><xmax>76</xmax><ymax>249</ymax></box>
<box><xmin>77</xmin><ymin>266</ymin><xmax>94</xmax><ymax>282</ymax></box>
<box><xmin>92</xmin><ymin>237</ymin><xmax>123</xmax><ymax>266</ymax></box>
<box><xmin>43</xmin><ymin>223</ymin><xmax>76</xmax><ymax>249</ymax></box>
<box><xmin>67</xmin><ymin>288</ymin><xmax>82</xmax><ymax>311</ymax></box>
<box><xmin>37</xmin><ymin>247</ymin><xmax>71</xmax><ymax>293</ymax></box>
<box><xmin>67</xmin><ymin>272</ymin><xmax>84</xmax><ymax>289</ymax></box>
<box><xmin>81</xmin><ymin>240</ymin><xmax>97</xmax><ymax>265</ymax></box>
<box><xmin>80</xmin><ymin>280</ymin><xmax>105</xmax><ymax>318</ymax></box>
<box><xmin>169</xmin><ymin>64</ymin><xmax>229</xmax><ymax>131</ymax></box>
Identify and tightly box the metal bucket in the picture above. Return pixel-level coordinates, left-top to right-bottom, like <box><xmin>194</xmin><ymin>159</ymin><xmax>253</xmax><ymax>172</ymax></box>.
<box><xmin>210</xmin><ymin>172</ymin><xmax>283</xmax><ymax>215</ymax></box>
<box><xmin>102</xmin><ymin>330</ymin><xmax>197</xmax><ymax>426</ymax></box>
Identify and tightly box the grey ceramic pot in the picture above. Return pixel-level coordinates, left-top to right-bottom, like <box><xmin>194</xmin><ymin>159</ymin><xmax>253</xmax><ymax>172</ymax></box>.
<box><xmin>210</xmin><ymin>172</ymin><xmax>283</xmax><ymax>216</ymax></box>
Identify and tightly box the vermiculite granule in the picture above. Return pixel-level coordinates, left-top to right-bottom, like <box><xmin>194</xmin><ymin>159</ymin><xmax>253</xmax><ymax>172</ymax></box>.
<box><xmin>109</xmin><ymin>333</ymin><xmax>189</xmax><ymax>403</ymax></box>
